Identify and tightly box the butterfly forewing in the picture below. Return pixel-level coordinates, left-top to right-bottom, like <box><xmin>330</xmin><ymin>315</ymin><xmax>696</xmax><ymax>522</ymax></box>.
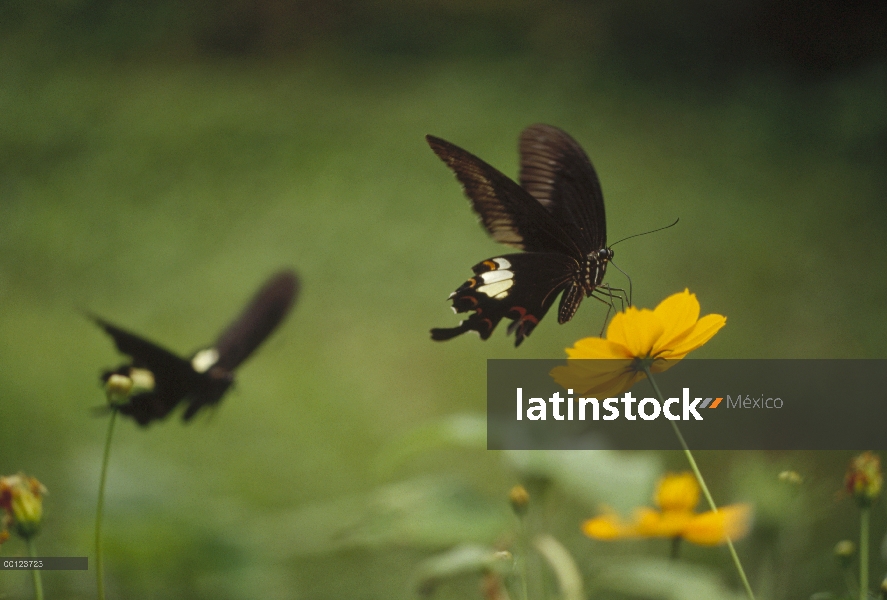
<box><xmin>519</xmin><ymin>124</ymin><xmax>607</xmax><ymax>254</ymax></box>
<box><xmin>211</xmin><ymin>271</ymin><xmax>299</xmax><ymax>371</ymax></box>
<box><xmin>426</xmin><ymin>135</ymin><xmax>583</xmax><ymax>258</ymax></box>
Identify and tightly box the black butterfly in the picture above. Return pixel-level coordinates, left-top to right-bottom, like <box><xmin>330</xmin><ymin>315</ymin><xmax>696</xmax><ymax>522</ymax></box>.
<box><xmin>428</xmin><ymin>124</ymin><xmax>619</xmax><ymax>347</ymax></box>
<box><xmin>93</xmin><ymin>270</ymin><xmax>299</xmax><ymax>426</ymax></box>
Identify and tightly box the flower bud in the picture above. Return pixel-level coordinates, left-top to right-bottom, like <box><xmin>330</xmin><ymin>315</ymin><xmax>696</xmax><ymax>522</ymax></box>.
<box><xmin>104</xmin><ymin>373</ymin><xmax>134</xmax><ymax>405</ymax></box>
<box><xmin>845</xmin><ymin>452</ymin><xmax>882</xmax><ymax>507</ymax></box>
<box><xmin>777</xmin><ymin>470</ymin><xmax>803</xmax><ymax>485</ymax></box>
<box><xmin>509</xmin><ymin>485</ymin><xmax>530</xmax><ymax>516</ymax></box>
<box><xmin>0</xmin><ymin>474</ymin><xmax>47</xmax><ymax>540</ymax></box>
<box><xmin>834</xmin><ymin>539</ymin><xmax>855</xmax><ymax>568</ymax></box>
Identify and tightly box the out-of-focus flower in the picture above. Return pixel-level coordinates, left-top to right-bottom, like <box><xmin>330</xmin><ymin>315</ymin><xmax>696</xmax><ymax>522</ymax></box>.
<box><xmin>104</xmin><ymin>373</ymin><xmax>134</xmax><ymax>405</ymax></box>
<box><xmin>582</xmin><ymin>472</ymin><xmax>751</xmax><ymax>547</ymax></box>
<box><xmin>834</xmin><ymin>539</ymin><xmax>856</xmax><ymax>568</ymax></box>
<box><xmin>845</xmin><ymin>452</ymin><xmax>882</xmax><ymax>507</ymax></box>
<box><xmin>551</xmin><ymin>290</ymin><xmax>726</xmax><ymax>398</ymax></box>
<box><xmin>0</xmin><ymin>474</ymin><xmax>47</xmax><ymax>540</ymax></box>
<box><xmin>778</xmin><ymin>470</ymin><xmax>804</xmax><ymax>485</ymax></box>
<box><xmin>509</xmin><ymin>485</ymin><xmax>530</xmax><ymax>516</ymax></box>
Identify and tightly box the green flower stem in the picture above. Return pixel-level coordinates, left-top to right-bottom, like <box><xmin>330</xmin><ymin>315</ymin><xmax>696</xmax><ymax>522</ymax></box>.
<box><xmin>643</xmin><ymin>367</ymin><xmax>756</xmax><ymax>600</ymax></box>
<box><xmin>517</xmin><ymin>515</ymin><xmax>529</xmax><ymax>600</ymax></box>
<box><xmin>670</xmin><ymin>536</ymin><xmax>681</xmax><ymax>561</ymax></box>
<box><xmin>27</xmin><ymin>538</ymin><xmax>44</xmax><ymax>600</ymax></box>
<box><xmin>860</xmin><ymin>505</ymin><xmax>870</xmax><ymax>600</ymax></box>
<box><xmin>95</xmin><ymin>409</ymin><xmax>117</xmax><ymax>600</ymax></box>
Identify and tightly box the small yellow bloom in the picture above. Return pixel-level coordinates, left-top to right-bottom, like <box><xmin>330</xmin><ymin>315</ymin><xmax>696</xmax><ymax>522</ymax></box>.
<box><xmin>845</xmin><ymin>451</ymin><xmax>882</xmax><ymax>506</ymax></box>
<box><xmin>582</xmin><ymin>472</ymin><xmax>751</xmax><ymax>547</ymax></box>
<box><xmin>552</xmin><ymin>290</ymin><xmax>726</xmax><ymax>398</ymax></box>
<box><xmin>0</xmin><ymin>473</ymin><xmax>47</xmax><ymax>540</ymax></box>
<box><xmin>509</xmin><ymin>485</ymin><xmax>530</xmax><ymax>516</ymax></box>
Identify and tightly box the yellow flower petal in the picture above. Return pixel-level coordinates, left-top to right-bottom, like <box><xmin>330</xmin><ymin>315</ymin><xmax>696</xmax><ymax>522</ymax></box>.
<box><xmin>652</xmin><ymin>290</ymin><xmax>700</xmax><ymax>350</ymax></box>
<box><xmin>582</xmin><ymin>511</ymin><xmax>633</xmax><ymax>540</ymax></box>
<box><xmin>661</xmin><ymin>313</ymin><xmax>727</xmax><ymax>360</ymax></box>
<box><xmin>634</xmin><ymin>507</ymin><xmax>692</xmax><ymax>538</ymax></box>
<box><xmin>565</xmin><ymin>336</ymin><xmax>631</xmax><ymax>359</ymax></box>
<box><xmin>682</xmin><ymin>504</ymin><xmax>752</xmax><ymax>546</ymax></box>
<box><xmin>551</xmin><ymin>359</ymin><xmax>644</xmax><ymax>398</ymax></box>
<box><xmin>655</xmin><ymin>472</ymin><xmax>700</xmax><ymax>512</ymax></box>
<box><xmin>607</xmin><ymin>308</ymin><xmax>664</xmax><ymax>358</ymax></box>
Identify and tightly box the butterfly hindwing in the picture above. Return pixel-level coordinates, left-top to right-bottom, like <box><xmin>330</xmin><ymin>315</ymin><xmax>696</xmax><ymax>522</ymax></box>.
<box><xmin>430</xmin><ymin>253</ymin><xmax>577</xmax><ymax>347</ymax></box>
<box><xmin>93</xmin><ymin>318</ymin><xmax>201</xmax><ymax>425</ymax></box>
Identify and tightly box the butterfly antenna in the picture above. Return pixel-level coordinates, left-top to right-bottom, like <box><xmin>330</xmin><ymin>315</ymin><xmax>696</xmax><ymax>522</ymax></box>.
<box><xmin>609</xmin><ymin>218</ymin><xmax>679</xmax><ymax>248</ymax></box>
<box><xmin>608</xmin><ymin>260</ymin><xmax>633</xmax><ymax>306</ymax></box>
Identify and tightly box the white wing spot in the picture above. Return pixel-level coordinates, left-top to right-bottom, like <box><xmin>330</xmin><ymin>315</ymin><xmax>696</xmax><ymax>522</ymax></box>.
<box><xmin>479</xmin><ymin>269</ymin><xmax>513</xmax><ymax>284</ymax></box>
<box><xmin>477</xmin><ymin>279</ymin><xmax>513</xmax><ymax>297</ymax></box>
<box><xmin>493</xmin><ymin>257</ymin><xmax>512</xmax><ymax>269</ymax></box>
<box><xmin>191</xmin><ymin>348</ymin><xmax>220</xmax><ymax>373</ymax></box>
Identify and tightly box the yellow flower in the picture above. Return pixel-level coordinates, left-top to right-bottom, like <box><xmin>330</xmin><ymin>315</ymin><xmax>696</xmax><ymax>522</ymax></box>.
<box><xmin>551</xmin><ymin>290</ymin><xmax>726</xmax><ymax>398</ymax></box>
<box><xmin>582</xmin><ymin>472</ymin><xmax>751</xmax><ymax>547</ymax></box>
<box><xmin>0</xmin><ymin>473</ymin><xmax>47</xmax><ymax>540</ymax></box>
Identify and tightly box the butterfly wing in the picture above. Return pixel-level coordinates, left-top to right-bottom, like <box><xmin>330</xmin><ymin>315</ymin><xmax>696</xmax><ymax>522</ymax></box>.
<box><xmin>208</xmin><ymin>270</ymin><xmax>299</xmax><ymax>372</ymax></box>
<box><xmin>426</xmin><ymin>135</ymin><xmax>583</xmax><ymax>258</ymax></box>
<box><xmin>92</xmin><ymin>317</ymin><xmax>197</xmax><ymax>425</ymax></box>
<box><xmin>431</xmin><ymin>253</ymin><xmax>578</xmax><ymax>347</ymax></box>
<box><xmin>519</xmin><ymin>124</ymin><xmax>607</xmax><ymax>254</ymax></box>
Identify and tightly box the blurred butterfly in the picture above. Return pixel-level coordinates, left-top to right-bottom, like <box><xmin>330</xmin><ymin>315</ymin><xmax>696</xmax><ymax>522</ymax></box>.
<box><xmin>93</xmin><ymin>270</ymin><xmax>299</xmax><ymax>425</ymax></box>
<box><xmin>428</xmin><ymin>124</ymin><xmax>621</xmax><ymax>347</ymax></box>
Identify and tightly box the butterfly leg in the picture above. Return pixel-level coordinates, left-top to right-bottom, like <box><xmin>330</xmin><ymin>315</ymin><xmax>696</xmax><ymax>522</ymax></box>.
<box><xmin>589</xmin><ymin>284</ymin><xmax>630</xmax><ymax>337</ymax></box>
<box><xmin>607</xmin><ymin>260</ymin><xmax>633</xmax><ymax>306</ymax></box>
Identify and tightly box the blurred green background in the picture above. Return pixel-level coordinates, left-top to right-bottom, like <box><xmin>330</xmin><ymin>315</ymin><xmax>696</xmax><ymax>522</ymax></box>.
<box><xmin>1</xmin><ymin>0</ymin><xmax>886</xmax><ymax>598</ymax></box>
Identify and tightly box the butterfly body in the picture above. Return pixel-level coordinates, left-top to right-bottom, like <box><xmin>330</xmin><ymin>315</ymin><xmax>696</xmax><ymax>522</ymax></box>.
<box><xmin>428</xmin><ymin>125</ymin><xmax>613</xmax><ymax>346</ymax></box>
<box><xmin>94</xmin><ymin>270</ymin><xmax>299</xmax><ymax>426</ymax></box>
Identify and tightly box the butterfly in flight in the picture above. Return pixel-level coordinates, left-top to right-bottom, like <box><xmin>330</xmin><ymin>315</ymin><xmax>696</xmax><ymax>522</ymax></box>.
<box><xmin>92</xmin><ymin>270</ymin><xmax>299</xmax><ymax>426</ymax></box>
<box><xmin>428</xmin><ymin>124</ymin><xmax>622</xmax><ymax>347</ymax></box>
